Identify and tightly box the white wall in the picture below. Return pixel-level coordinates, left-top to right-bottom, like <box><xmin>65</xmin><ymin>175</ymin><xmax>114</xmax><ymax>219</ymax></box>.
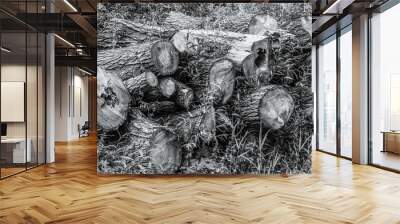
<box><xmin>55</xmin><ymin>66</ymin><xmax>89</xmax><ymax>141</ymax></box>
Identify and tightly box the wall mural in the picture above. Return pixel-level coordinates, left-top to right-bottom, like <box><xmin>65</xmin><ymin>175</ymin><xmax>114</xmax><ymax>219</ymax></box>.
<box><xmin>97</xmin><ymin>3</ymin><xmax>313</xmax><ymax>175</ymax></box>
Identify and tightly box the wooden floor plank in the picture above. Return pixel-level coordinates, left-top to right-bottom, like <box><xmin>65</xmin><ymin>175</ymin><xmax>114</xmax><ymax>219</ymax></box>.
<box><xmin>0</xmin><ymin>135</ymin><xmax>400</xmax><ymax>223</ymax></box>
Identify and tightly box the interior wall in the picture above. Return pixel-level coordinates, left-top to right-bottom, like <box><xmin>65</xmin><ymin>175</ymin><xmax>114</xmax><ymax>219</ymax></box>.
<box><xmin>1</xmin><ymin>64</ymin><xmax>28</xmax><ymax>138</ymax></box>
<box><xmin>55</xmin><ymin>66</ymin><xmax>89</xmax><ymax>141</ymax></box>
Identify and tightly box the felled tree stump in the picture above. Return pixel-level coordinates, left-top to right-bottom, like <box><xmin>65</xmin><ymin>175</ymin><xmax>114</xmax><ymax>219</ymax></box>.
<box><xmin>149</xmin><ymin>129</ymin><xmax>182</xmax><ymax>174</ymax></box>
<box><xmin>240</xmin><ymin>85</ymin><xmax>294</xmax><ymax>130</ymax></box>
<box><xmin>97</xmin><ymin>67</ymin><xmax>130</xmax><ymax>131</ymax></box>
<box><xmin>208</xmin><ymin>59</ymin><xmax>235</xmax><ymax>105</ymax></box>
<box><xmin>248</xmin><ymin>14</ymin><xmax>278</xmax><ymax>35</ymax></box>
<box><xmin>151</xmin><ymin>41</ymin><xmax>179</xmax><ymax>76</ymax></box>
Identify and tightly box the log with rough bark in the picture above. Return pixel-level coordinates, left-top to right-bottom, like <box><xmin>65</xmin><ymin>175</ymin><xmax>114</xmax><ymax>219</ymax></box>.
<box><xmin>161</xmin><ymin>77</ymin><xmax>194</xmax><ymax>110</ymax></box>
<box><xmin>171</xmin><ymin>29</ymin><xmax>267</xmax><ymax>68</ymax></box>
<box><xmin>98</xmin><ymin>42</ymin><xmax>155</xmax><ymax>81</ymax></box>
<box><xmin>166</xmin><ymin>106</ymin><xmax>216</xmax><ymax>145</ymax></box>
<box><xmin>149</xmin><ymin>129</ymin><xmax>182</xmax><ymax>174</ymax></box>
<box><xmin>208</xmin><ymin>59</ymin><xmax>235</xmax><ymax>105</ymax></box>
<box><xmin>248</xmin><ymin>14</ymin><xmax>279</xmax><ymax>35</ymax></box>
<box><xmin>151</xmin><ymin>41</ymin><xmax>179</xmax><ymax>76</ymax></box>
<box><xmin>139</xmin><ymin>101</ymin><xmax>177</xmax><ymax>116</ymax></box>
<box><xmin>98</xmin><ymin>18</ymin><xmax>175</xmax><ymax>49</ymax></box>
<box><xmin>98</xmin><ymin>21</ymin><xmax>294</xmax><ymax>81</ymax></box>
<box><xmin>240</xmin><ymin>85</ymin><xmax>294</xmax><ymax>130</ymax></box>
<box><xmin>124</xmin><ymin>71</ymin><xmax>158</xmax><ymax>97</ymax></box>
<box><xmin>242</xmin><ymin>38</ymin><xmax>273</xmax><ymax>86</ymax></box>
<box><xmin>97</xmin><ymin>67</ymin><xmax>130</xmax><ymax>131</ymax></box>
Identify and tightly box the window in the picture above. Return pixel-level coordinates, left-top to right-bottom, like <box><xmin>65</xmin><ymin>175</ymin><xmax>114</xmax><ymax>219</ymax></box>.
<box><xmin>339</xmin><ymin>27</ymin><xmax>352</xmax><ymax>158</ymax></box>
<box><xmin>370</xmin><ymin>3</ymin><xmax>400</xmax><ymax>171</ymax></box>
<box><xmin>317</xmin><ymin>35</ymin><xmax>337</xmax><ymax>154</ymax></box>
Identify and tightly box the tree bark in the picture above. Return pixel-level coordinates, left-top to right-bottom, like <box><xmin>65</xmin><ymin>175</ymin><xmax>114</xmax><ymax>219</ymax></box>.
<box><xmin>171</xmin><ymin>29</ymin><xmax>267</xmax><ymax>68</ymax></box>
<box><xmin>173</xmin><ymin>79</ymin><xmax>194</xmax><ymax>110</ymax></box>
<box><xmin>151</xmin><ymin>41</ymin><xmax>179</xmax><ymax>76</ymax></box>
<box><xmin>98</xmin><ymin>18</ymin><xmax>175</xmax><ymax>49</ymax></box>
<box><xmin>208</xmin><ymin>59</ymin><xmax>235</xmax><ymax>105</ymax></box>
<box><xmin>139</xmin><ymin>101</ymin><xmax>177</xmax><ymax>116</ymax></box>
<box><xmin>166</xmin><ymin>106</ymin><xmax>216</xmax><ymax>145</ymax></box>
<box><xmin>240</xmin><ymin>85</ymin><xmax>294</xmax><ymax>130</ymax></box>
<box><xmin>97</xmin><ymin>67</ymin><xmax>130</xmax><ymax>132</ymax></box>
<box><xmin>160</xmin><ymin>77</ymin><xmax>194</xmax><ymax>110</ymax></box>
<box><xmin>124</xmin><ymin>71</ymin><xmax>158</xmax><ymax>97</ymax></box>
<box><xmin>97</xmin><ymin>42</ymin><xmax>155</xmax><ymax>81</ymax></box>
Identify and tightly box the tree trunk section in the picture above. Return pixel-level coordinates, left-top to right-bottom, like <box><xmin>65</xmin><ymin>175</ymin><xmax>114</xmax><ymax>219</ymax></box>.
<box><xmin>208</xmin><ymin>59</ymin><xmax>235</xmax><ymax>105</ymax></box>
<box><xmin>159</xmin><ymin>78</ymin><xmax>176</xmax><ymax>98</ymax></box>
<box><xmin>97</xmin><ymin>67</ymin><xmax>130</xmax><ymax>132</ymax></box>
<box><xmin>242</xmin><ymin>38</ymin><xmax>273</xmax><ymax>86</ymax></box>
<box><xmin>166</xmin><ymin>106</ymin><xmax>216</xmax><ymax>145</ymax></box>
<box><xmin>171</xmin><ymin>29</ymin><xmax>267</xmax><ymax>68</ymax></box>
<box><xmin>98</xmin><ymin>18</ymin><xmax>175</xmax><ymax>49</ymax></box>
<box><xmin>240</xmin><ymin>85</ymin><xmax>294</xmax><ymax>130</ymax></box>
<box><xmin>151</xmin><ymin>41</ymin><xmax>179</xmax><ymax>76</ymax></box>
<box><xmin>160</xmin><ymin>77</ymin><xmax>194</xmax><ymax>110</ymax></box>
<box><xmin>149</xmin><ymin>129</ymin><xmax>182</xmax><ymax>174</ymax></box>
<box><xmin>139</xmin><ymin>101</ymin><xmax>177</xmax><ymax>116</ymax></box>
<box><xmin>97</xmin><ymin>42</ymin><xmax>154</xmax><ymax>81</ymax></box>
<box><xmin>124</xmin><ymin>71</ymin><xmax>158</xmax><ymax>104</ymax></box>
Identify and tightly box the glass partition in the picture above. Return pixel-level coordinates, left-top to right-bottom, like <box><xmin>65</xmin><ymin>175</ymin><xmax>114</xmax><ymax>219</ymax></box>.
<box><xmin>1</xmin><ymin>31</ymin><xmax>28</xmax><ymax>177</ymax></box>
<box><xmin>370</xmin><ymin>4</ymin><xmax>400</xmax><ymax>171</ymax></box>
<box><xmin>339</xmin><ymin>26</ymin><xmax>352</xmax><ymax>158</ymax></box>
<box><xmin>317</xmin><ymin>35</ymin><xmax>337</xmax><ymax>154</ymax></box>
<box><xmin>0</xmin><ymin>1</ymin><xmax>46</xmax><ymax>179</ymax></box>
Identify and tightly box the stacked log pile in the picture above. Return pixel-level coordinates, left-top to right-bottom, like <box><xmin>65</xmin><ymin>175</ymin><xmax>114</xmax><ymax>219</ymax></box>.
<box><xmin>97</xmin><ymin>3</ymin><xmax>312</xmax><ymax>175</ymax></box>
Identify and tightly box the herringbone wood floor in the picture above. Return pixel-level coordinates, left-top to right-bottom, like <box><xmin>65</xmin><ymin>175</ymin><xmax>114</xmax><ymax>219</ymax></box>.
<box><xmin>1</xmin><ymin>136</ymin><xmax>400</xmax><ymax>224</ymax></box>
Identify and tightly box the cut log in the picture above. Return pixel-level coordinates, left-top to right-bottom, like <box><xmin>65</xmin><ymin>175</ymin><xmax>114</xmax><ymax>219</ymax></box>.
<box><xmin>98</xmin><ymin>23</ymin><xmax>293</xmax><ymax>81</ymax></box>
<box><xmin>98</xmin><ymin>18</ymin><xmax>175</xmax><ymax>49</ymax></box>
<box><xmin>173</xmin><ymin>79</ymin><xmax>194</xmax><ymax>110</ymax></box>
<box><xmin>161</xmin><ymin>77</ymin><xmax>194</xmax><ymax>110</ymax></box>
<box><xmin>139</xmin><ymin>101</ymin><xmax>177</xmax><ymax>116</ymax></box>
<box><xmin>98</xmin><ymin>42</ymin><xmax>154</xmax><ymax>81</ymax></box>
<box><xmin>149</xmin><ymin>129</ymin><xmax>182</xmax><ymax>174</ymax></box>
<box><xmin>243</xmin><ymin>38</ymin><xmax>273</xmax><ymax>86</ymax></box>
<box><xmin>124</xmin><ymin>71</ymin><xmax>158</xmax><ymax>96</ymax></box>
<box><xmin>97</xmin><ymin>67</ymin><xmax>130</xmax><ymax>131</ymax></box>
<box><xmin>171</xmin><ymin>29</ymin><xmax>267</xmax><ymax>68</ymax></box>
<box><xmin>159</xmin><ymin>78</ymin><xmax>176</xmax><ymax>98</ymax></box>
<box><xmin>166</xmin><ymin>106</ymin><xmax>216</xmax><ymax>145</ymax></box>
<box><xmin>208</xmin><ymin>59</ymin><xmax>235</xmax><ymax>105</ymax></box>
<box><xmin>248</xmin><ymin>14</ymin><xmax>279</xmax><ymax>35</ymax></box>
<box><xmin>240</xmin><ymin>85</ymin><xmax>294</xmax><ymax>130</ymax></box>
<box><xmin>151</xmin><ymin>41</ymin><xmax>179</xmax><ymax>76</ymax></box>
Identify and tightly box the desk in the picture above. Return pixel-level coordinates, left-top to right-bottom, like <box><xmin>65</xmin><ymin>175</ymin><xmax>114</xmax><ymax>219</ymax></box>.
<box><xmin>382</xmin><ymin>131</ymin><xmax>400</xmax><ymax>154</ymax></box>
<box><xmin>1</xmin><ymin>138</ymin><xmax>31</xmax><ymax>163</ymax></box>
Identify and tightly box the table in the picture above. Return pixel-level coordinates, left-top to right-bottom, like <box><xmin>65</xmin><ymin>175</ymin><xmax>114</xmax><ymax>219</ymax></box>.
<box><xmin>1</xmin><ymin>138</ymin><xmax>31</xmax><ymax>163</ymax></box>
<box><xmin>382</xmin><ymin>131</ymin><xmax>400</xmax><ymax>154</ymax></box>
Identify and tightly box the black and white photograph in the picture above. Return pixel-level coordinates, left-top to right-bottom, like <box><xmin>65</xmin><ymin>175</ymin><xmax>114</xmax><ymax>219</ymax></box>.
<box><xmin>97</xmin><ymin>3</ymin><xmax>313</xmax><ymax>175</ymax></box>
